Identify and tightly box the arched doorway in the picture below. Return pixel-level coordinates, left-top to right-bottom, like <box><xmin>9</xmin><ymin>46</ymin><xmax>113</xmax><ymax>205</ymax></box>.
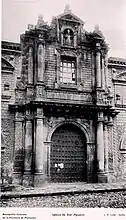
<box><xmin>50</xmin><ymin>123</ymin><xmax>87</xmax><ymax>182</ymax></box>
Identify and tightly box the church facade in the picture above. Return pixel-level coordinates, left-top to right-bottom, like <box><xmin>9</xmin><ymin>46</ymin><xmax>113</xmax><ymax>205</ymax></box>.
<box><xmin>1</xmin><ymin>7</ymin><xmax>126</xmax><ymax>187</ymax></box>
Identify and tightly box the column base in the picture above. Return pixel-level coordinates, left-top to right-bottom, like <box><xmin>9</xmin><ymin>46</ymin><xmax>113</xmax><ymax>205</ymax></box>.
<box><xmin>13</xmin><ymin>173</ymin><xmax>22</xmax><ymax>185</ymax></box>
<box><xmin>34</xmin><ymin>173</ymin><xmax>45</xmax><ymax>187</ymax></box>
<box><xmin>23</xmin><ymin>172</ymin><xmax>34</xmax><ymax>187</ymax></box>
<box><xmin>97</xmin><ymin>171</ymin><xmax>108</xmax><ymax>183</ymax></box>
<box><xmin>87</xmin><ymin>173</ymin><xmax>97</xmax><ymax>183</ymax></box>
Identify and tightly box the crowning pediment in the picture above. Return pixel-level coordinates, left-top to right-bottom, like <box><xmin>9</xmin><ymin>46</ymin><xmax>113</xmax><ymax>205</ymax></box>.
<box><xmin>56</xmin><ymin>5</ymin><xmax>84</xmax><ymax>25</ymax></box>
<box><xmin>115</xmin><ymin>71</ymin><xmax>126</xmax><ymax>81</ymax></box>
<box><xmin>1</xmin><ymin>57</ymin><xmax>14</xmax><ymax>70</ymax></box>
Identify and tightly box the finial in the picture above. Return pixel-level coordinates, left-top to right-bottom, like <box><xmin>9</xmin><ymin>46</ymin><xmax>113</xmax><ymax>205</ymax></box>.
<box><xmin>28</xmin><ymin>24</ymin><xmax>34</xmax><ymax>30</ymax></box>
<box><xmin>64</xmin><ymin>4</ymin><xmax>71</xmax><ymax>13</ymax></box>
<box><xmin>37</xmin><ymin>14</ymin><xmax>44</xmax><ymax>27</ymax></box>
<box><xmin>94</xmin><ymin>24</ymin><xmax>104</xmax><ymax>38</ymax></box>
<box><xmin>94</xmin><ymin>24</ymin><xmax>99</xmax><ymax>31</ymax></box>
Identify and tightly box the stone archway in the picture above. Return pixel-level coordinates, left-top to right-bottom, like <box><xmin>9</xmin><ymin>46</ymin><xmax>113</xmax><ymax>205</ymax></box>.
<box><xmin>50</xmin><ymin>123</ymin><xmax>87</xmax><ymax>182</ymax></box>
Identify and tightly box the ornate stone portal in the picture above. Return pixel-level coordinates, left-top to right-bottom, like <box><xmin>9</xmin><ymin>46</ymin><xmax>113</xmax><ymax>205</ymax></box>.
<box><xmin>2</xmin><ymin>6</ymin><xmax>126</xmax><ymax>187</ymax></box>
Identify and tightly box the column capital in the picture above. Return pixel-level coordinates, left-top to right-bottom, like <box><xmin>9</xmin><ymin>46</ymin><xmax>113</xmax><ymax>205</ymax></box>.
<box><xmin>25</xmin><ymin>110</ymin><xmax>33</xmax><ymax>121</ymax></box>
<box><xmin>35</xmin><ymin>116</ymin><xmax>45</xmax><ymax>120</ymax></box>
<box><xmin>95</xmin><ymin>42</ymin><xmax>101</xmax><ymax>50</ymax></box>
<box><xmin>95</xmin><ymin>48</ymin><xmax>101</xmax><ymax>88</ymax></box>
<box><xmin>35</xmin><ymin>107</ymin><xmax>45</xmax><ymax>119</ymax></box>
<box><xmin>104</xmin><ymin>115</ymin><xmax>109</xmax><ymax>125</ymax></box>
<box><xmin>14</xmin><ymin>118</ymin><xmax>24</xmax><ymax>122</ymax></box>
<box><xmin>97</xmin><ymin>112</ymin><xmax>104</xmax><ymax>122</ymax></box>
<box><xmin>107</xmin><ymin>116</ymin><xmax>113</xmax><ymax>126</ymax></box>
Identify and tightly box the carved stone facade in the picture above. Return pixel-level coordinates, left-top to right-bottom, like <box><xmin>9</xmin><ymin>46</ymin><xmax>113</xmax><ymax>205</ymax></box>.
<box><xmin>1</xmin><ymin>7</ymin><xmax>126</xmax><ymax>186</ymax></box>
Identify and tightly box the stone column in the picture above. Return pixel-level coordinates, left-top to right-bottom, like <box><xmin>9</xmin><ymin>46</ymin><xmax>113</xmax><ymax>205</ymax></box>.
<box><xmin>44</xmin><ymin>141</ymin><xmax>51</xmax><ymax>182</ymax></box>
<box><xmin>77</xmin><ymin>54</ymin><xmax>81</xmax><ymax>83</ymax></box>
<box><xmin>23</xmin><ymin>111</ymin><xmax>33</xmax><ymax>186</ymax></box>
<box><xmin>107</xmin><ymin>116</ymin><xmax>114</xmax><ymax>181</ymax></box>
<box><xmin>28</xmin><ymin>47</ymin><xmax>33</xmax><ymax>84</ymax></box>
<box><xmin>101</xmin><ymin>56</ymin><xmax>105</xmax><ymax>89</ymax></box>
<box><xmin>34</xmin><ymin>108</ymin><xmax>45</xmax><ymax>186</ymax></box>
<box><xmin>61</xmin><ymin>32</ymin><xmax>64</xmax><ymax>46</ymax></box>
<box><xmin>97</xmin><ymin>112</ymin><xmax>107</xmax><ymax>182</ymax></box>
<box><xmin>74</xmin><ymin>33</ymin><xmax>77</xmax><ymax>47</ymax></box>
<box><xmin>87</xmin><ymin>143</ymin><xmax>97</xmax><ymax>183</ymax></box>
<box><xmin>104</xmin><ymin>53</ymin><xmax>108</xmax><ymax>88</ymax></box>
<box><xmin>92</xmin><ymin>52</ymin><xmax>95</xmax><ymax>89</ymax></box>
<box><xmin>96</xmin><ymin>49</ymin><xmax>101</xmax><ymax>88</ymax></box>
<box><xmin>13</xmin><ymin>112</ymin><xmax>24</xmax><ymax>185</ymax></box>
<box><xmin>55</xmin><ymin>51</ymin><xmax>60</xmax><ymax>87</ymax></box>
<box><xmin>38</xmin><ymin>44</ymin><xmax>44</xmax><ymax>82</ymax></box>
<box><xmin>104</xmin><ymin>116</ymin><xmax>109</xmax><ymax>174</ymax></box>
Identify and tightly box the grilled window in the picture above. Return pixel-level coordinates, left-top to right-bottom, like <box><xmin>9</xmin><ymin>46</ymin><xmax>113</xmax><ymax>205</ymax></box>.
<box><xmin>60</xmin><ymin>57</ymin><xmax>76</xmax><ymax>84</ymax></box>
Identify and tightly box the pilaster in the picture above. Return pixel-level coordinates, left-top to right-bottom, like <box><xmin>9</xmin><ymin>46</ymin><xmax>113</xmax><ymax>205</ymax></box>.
<box><xmin>23</xmin><ymin>110</ymin><xmax>33</xmax><ymax>187</ymax></box>
<box><xmin>97</xmin><ymin>112</ymin><xmax>107</xmax><ymax>182</ymax></box>
<box><xmin>95</xmin><ymin>45</ymin><xmax>101</xmax><ymax>88</ymax></box>
<box><xmin>104</xmin><ymin>53</ymin><xmax>108</xmax><ymax>88</ymax></box>
<box><xmin>101</xmin><ymin>56</ymin><xmax>105</xmax><ymax>89</ymax></box>
<box><xmin>87</xmin><ymin>143</ymin><xmax>97</xmax><ymax>183</ymax></box>
<box><xmin>13</xmin><ymin>111</ymin><xmax>24</xmax><ymax>185</ymax></box>
<box><xmin>104</xmin><ymin>116</ymin><xmax>109</xmax><ymax>173</ymax></box>
<box><xmin>34</xmin><ymin>108</ymin><xmax>45</xmax><ymax>186</ymax></box>
<box><xmin>37</xmin><ymin>43</ymin><xmax>45</xmax><ymax>82</ymax></box>
<box><xmin>28</xmin><ymin>47</ymin><xmax>33</xmax><ymax>84</ymax></box>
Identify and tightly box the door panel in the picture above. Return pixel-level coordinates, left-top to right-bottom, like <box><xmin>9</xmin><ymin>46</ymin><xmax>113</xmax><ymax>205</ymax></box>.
<box><xmin>50</xmin><ymin>124</ymin><xmax>87</xmax><ymax>182</ymax></box>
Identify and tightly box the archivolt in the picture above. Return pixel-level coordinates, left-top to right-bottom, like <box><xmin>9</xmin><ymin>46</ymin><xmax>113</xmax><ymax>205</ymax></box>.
<box><xmin>46</xmin><ymin>119</ymin><xmax>91</xmax><ymax>143</ymax></box>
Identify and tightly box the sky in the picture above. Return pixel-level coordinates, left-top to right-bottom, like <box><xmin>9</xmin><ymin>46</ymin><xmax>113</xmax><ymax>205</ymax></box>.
<box><xmin>2</xmin><ymin>0</ymin><xmax>126</xmax><ymax>58</ymax></box>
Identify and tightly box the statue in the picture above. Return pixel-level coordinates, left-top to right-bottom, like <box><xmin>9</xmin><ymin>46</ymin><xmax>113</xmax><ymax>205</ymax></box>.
<box><xmin>94</xmin><ymin>24</ymin><xmax>104</xmax><ymax>39</ymax></box>
<box><xmin>64</xmin><ymin>29</ymin><xmax>73</xmax><ymax>45</ymax></box>
<box><xmin>37</xmin><ymin>14</ymin><xmax>44</xmax><ymax>27</ymax></box>
<box><xmin>64</xmin><ymin>4</ymin><xmax>71</xmax><ymax>13</ymax></box>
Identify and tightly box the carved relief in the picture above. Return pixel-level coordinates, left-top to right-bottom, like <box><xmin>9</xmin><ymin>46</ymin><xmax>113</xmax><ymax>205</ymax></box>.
<box><xmin>36</xmin><ymin>86</ymin><xmax>45</xmax><ymax>98</ymax></box>
<box><xmin>38</xmin><ymin>44</ymin><xmax>44</xmax><ymax>82</ymax></box>
<box><xmin>46</xmin><ymin>90</ymin><xmax>92</xmax><ymax>103</ymax></box>
<box><xmin>116</xmin><ymin>72</ymin><xmax>126</xmax><ymax>81</ymax></box>
<box><xmin>15</xmin><ymin>90</ymin><xmax>25</xmax><ymax>104</ymax></box>
<box><xmin>28</xmin><ymin>47</ymin><xmax>33</xmax><ymax>84</ymax></box>
<box><xmin>16</xmin><ymin>77</ymin><xmax>26</xmax><ymax>89</ymax></box>
<box><xmin>80</xmin><ymin>118</ymin><xmax>90</xmax><ymax>129</ymax></box>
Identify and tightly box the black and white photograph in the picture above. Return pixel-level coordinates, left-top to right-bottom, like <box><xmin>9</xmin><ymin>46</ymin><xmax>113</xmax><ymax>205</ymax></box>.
<box><xmin>1</xmin><ymin>0</ymin><xmax>126</xmax><ymax>213</ymax></box>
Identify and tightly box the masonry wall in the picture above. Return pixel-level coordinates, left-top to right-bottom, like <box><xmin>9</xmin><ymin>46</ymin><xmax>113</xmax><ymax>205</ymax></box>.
<box><xmin>45</xmin><ymin>44</ymin><xmax>56</xmax><ymax>88</ymax></box>
<box><xmin>44</xmin><ymin>44</ymin><xmax>92</xmax><ymax>90</ymax></box>
<box><xmin>1</xmin><ymin>48</ymin><xmax>22</xmax><ymax>174</ymax></box>
<box><xmin>108</xmin><ymin>62</ymin><xmax>126</xmax><ymax>182</ymax></box>
<box><xmin>81</xmin><ymin>51</ymin><xmax>92</xmax><ymax>91</ymax></box>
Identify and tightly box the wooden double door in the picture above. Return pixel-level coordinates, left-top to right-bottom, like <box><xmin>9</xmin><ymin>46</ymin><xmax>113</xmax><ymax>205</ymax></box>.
<box><xmin>50</xmin><ymin>124</ymin><xmax>87</xmax><ymax>182</ymax></box>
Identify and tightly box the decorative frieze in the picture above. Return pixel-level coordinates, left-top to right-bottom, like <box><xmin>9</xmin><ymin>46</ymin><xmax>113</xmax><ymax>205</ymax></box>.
<box><xmin>46</xmin><ymin>90</ymin><xmax>92</xmax><ymax>103</ymax></box>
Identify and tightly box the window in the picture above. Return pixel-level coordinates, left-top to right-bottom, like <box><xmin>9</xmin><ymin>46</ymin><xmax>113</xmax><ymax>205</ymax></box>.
<box><xmin>4</xmin><ymin>84</ymin><xmax>10</xmax><ymax>90</ymax></box>
<box><xmin>60</xmin><ymin>56</ymin><xmax>76</xmax><ymax>84</ymax></box>
<box><xmin>116</xmin><ymin>94</ymin><xmax>120</xmax><ymax>101</ymax></box>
